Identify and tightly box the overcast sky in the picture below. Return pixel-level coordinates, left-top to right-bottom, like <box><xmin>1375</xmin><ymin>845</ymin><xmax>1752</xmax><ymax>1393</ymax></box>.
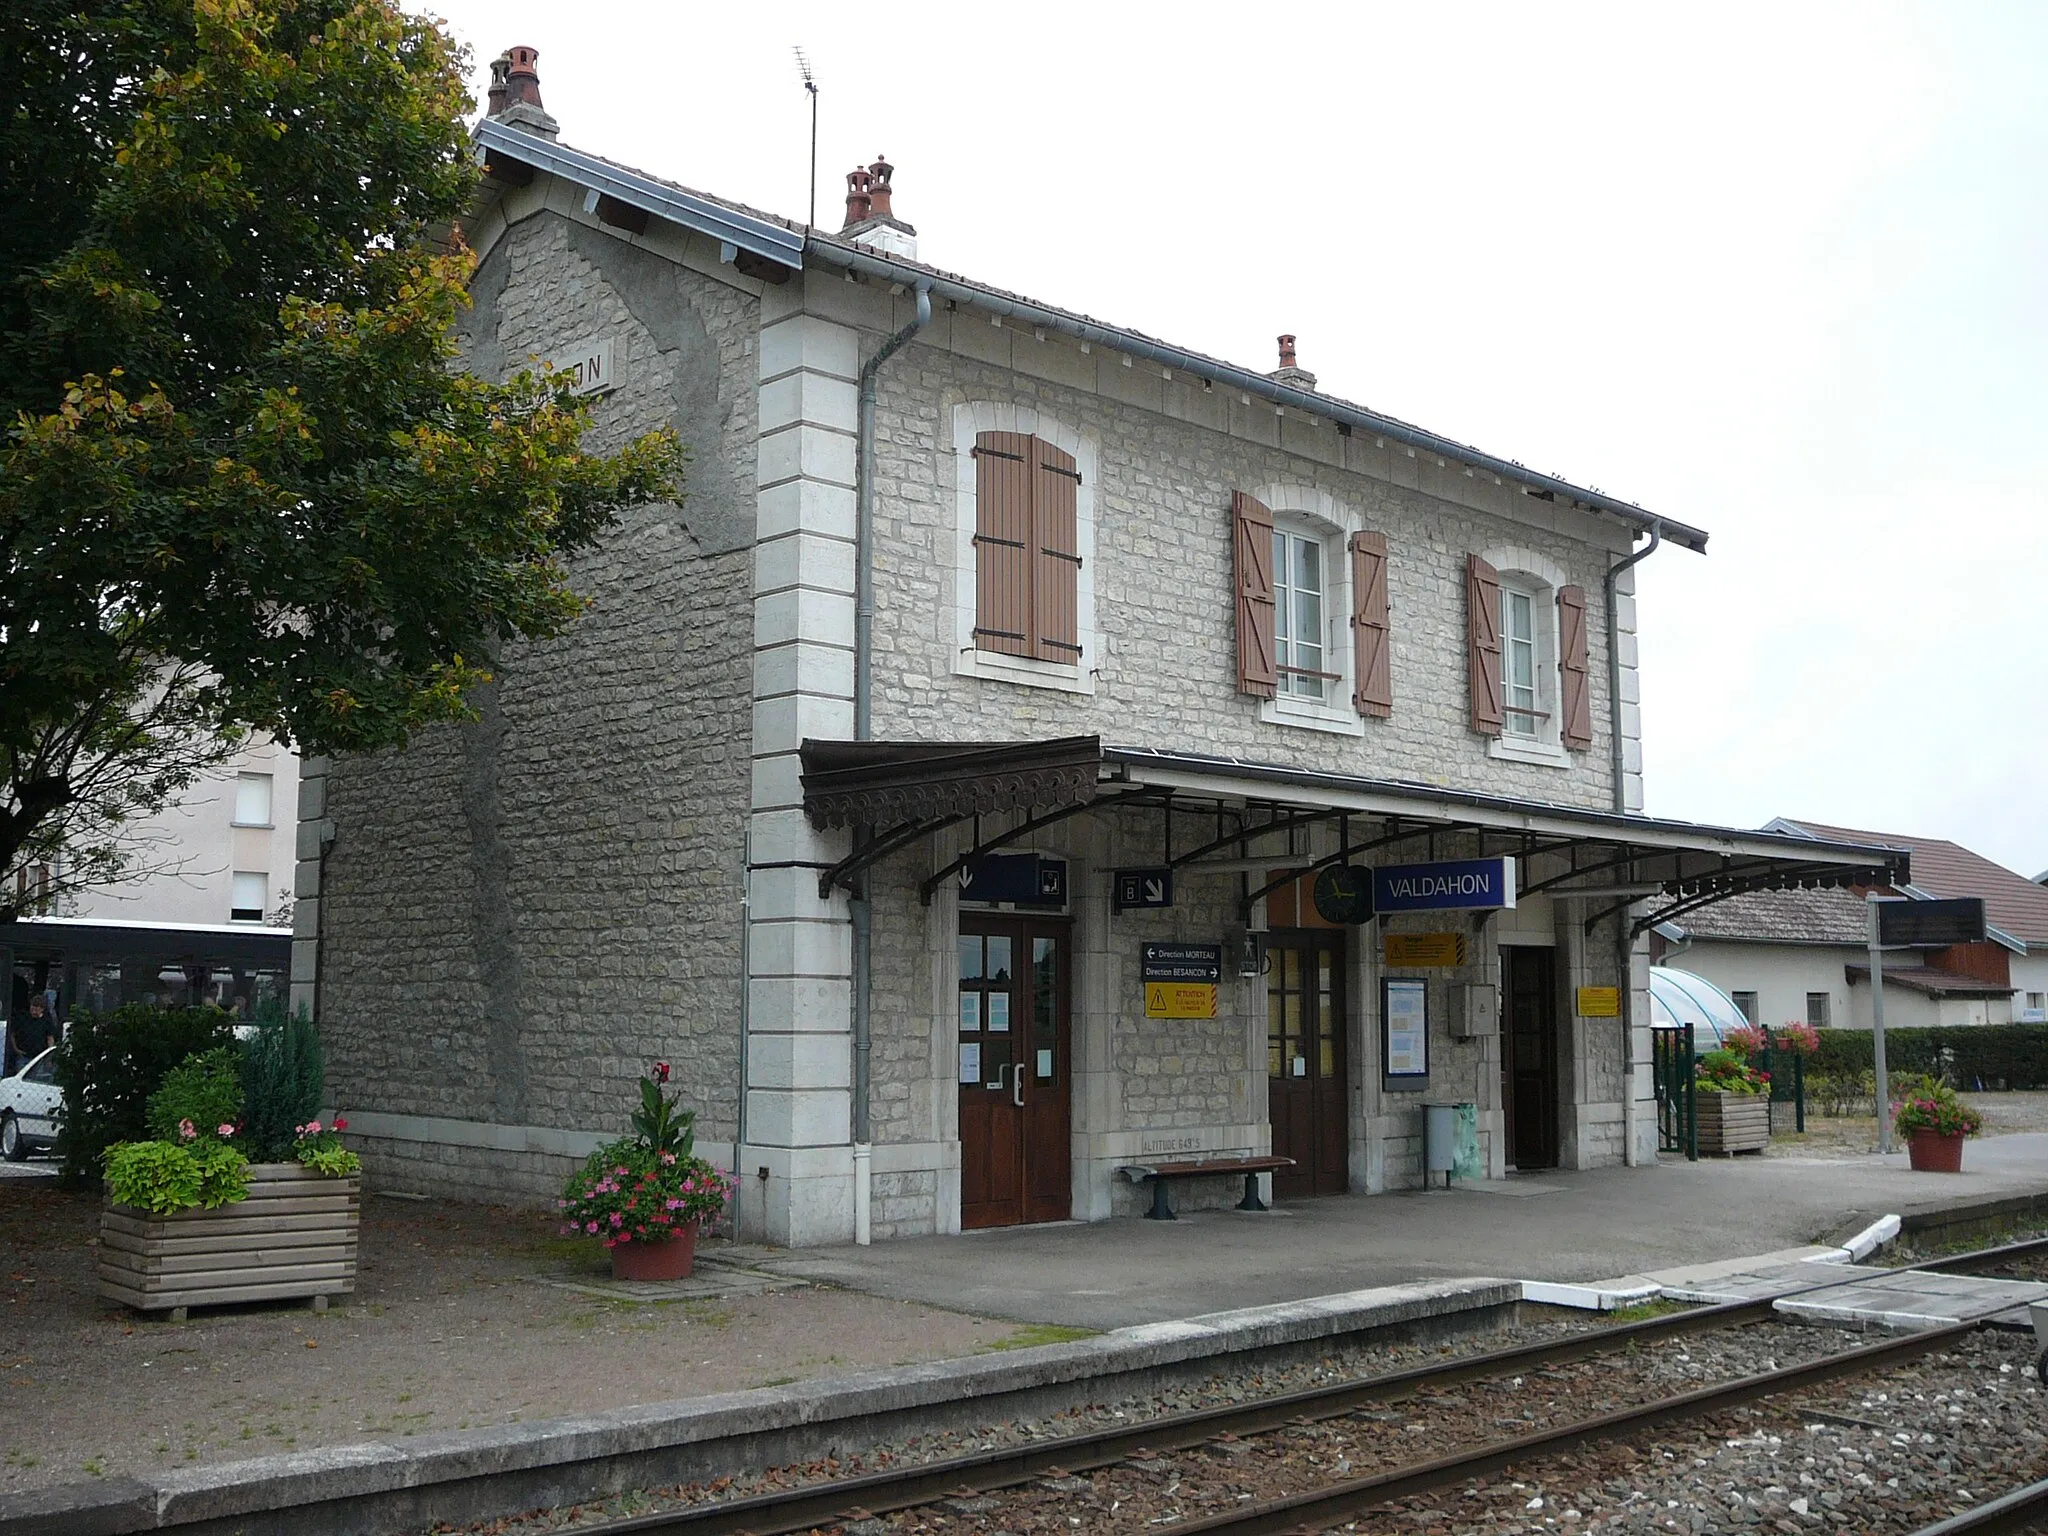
<box><xmin>418</xmin><ymin>2</ymin><xmax>2048</xmax><ymax>878</ymax></box>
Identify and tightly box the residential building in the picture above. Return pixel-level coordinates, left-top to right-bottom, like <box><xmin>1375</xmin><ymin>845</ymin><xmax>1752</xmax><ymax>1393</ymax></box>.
<box><xmin>1654</xmin><ymin>819</ymin><xmax>2048</xmax><ymax>1031</ymax></box>
<box><xmin>291</xmin><ymin>49</ymin><xmax>1903</xmax><ymax>1245</ymax></box>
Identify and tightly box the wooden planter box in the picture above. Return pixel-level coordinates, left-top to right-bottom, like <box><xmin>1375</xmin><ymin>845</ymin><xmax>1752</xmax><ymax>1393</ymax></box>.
<box><xmin>1696</xmin><ymin>1091</ymin><xmax>1771</xmax><ymax>1156</ymax></box>
<box><xmin>99</xmin><ymin>1162</ymin><xmax>360</xmax><ymax>1319</ymax></box>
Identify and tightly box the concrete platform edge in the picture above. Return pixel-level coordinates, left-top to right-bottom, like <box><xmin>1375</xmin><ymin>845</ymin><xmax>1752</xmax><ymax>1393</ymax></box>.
<box><xmin>0</xmin><ymin>1277</ymin><xmax>1519</xmax><ymax>1536</ymax></box>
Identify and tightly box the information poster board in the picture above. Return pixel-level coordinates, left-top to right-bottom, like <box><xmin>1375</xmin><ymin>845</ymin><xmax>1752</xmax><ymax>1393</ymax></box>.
<box><xmin>1576</xmin><ymin>986</ymin><xmax>1620</xmax><ymax>1018</ymax></box>
<box><xmin>1382</xmin><ymin>976</ymin><xmax>1430</xmax><ymax>1086</ymax></box>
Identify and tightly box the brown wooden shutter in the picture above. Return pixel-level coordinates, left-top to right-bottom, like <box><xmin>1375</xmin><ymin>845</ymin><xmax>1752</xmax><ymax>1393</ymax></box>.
<box><xmin>1032</xmin><ymin>440</ymin><xmax>1081</xmax><ymax>663</ymax></box>
<box><xmin>1349</xmin><ymin>530</ymin><xmax>1391</xmax><ymax>718</ymax></box>
<box><xmin>1466</xmin><ymin>553</ymin><xmax>1503</xmax><ymax>735</ymax></box>
<box><xmin>1557</xmin><ymin>583</ymin><xmax>1592</xmax><ymax>750</ymax></box>
<box><xmin>1233</xmin><ymin>492</ymin><xmax>1277</xmax><ymax>697</ymax></box>
<box><xmin>972</xmin><ymin>431</ymin><xmax>1034</xmax><ymax>657</ymax></box>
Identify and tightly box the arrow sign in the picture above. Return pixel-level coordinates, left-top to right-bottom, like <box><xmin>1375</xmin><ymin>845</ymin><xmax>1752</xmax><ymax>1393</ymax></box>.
<box><xmin>1114</xmin><ymin>867</ymin><xmax>1175</xmax><ymax>911</ymax></box>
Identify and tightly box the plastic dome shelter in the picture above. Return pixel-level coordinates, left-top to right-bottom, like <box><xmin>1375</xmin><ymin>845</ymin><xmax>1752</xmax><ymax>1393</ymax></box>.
<box><xmin>1649</xmin><ymin>966</ymin><xmax>1749</xmax><ymax>1053</ymax></box>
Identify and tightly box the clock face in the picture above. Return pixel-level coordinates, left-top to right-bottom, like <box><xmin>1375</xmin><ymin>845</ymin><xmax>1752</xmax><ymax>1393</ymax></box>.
<box><xmin>1312</xmin><ymin>864</ymin><xmax>1372</xmax><ymax>925</ymax></box>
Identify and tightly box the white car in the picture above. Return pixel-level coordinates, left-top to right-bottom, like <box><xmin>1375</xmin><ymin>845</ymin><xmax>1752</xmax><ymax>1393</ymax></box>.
<box><xmin>0</xmin><ymin>1048</ymin><xmax>61</xmax><ymax>1161</ymax></box>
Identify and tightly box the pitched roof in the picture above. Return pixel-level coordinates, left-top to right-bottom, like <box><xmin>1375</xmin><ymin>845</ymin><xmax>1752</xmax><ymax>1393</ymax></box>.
<box><xmin>1842</xmin><ymin>964</ymin><xmax>2014</xmax><ymax>1000</ymax></box>
<box><xmin>469</xmin><ymin>117</ymin><xmax>1707</xmax><ymax>553</ymax></box>
<box><xmin>1665</xmin><ymin>884</ymin><xmax>1871</xmax><ymax>945</ymax></box>
<box><xmin>1777</xmin><ymin>820</ymin><xmax>2048</xmax><ymax>946</ymax></box>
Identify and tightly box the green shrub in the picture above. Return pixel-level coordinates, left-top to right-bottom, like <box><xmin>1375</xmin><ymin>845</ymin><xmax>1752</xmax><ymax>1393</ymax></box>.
<box><xmin>1813</xmin><ymin>1025</ymin><xmax>2048</xmax><ymax>1091</ymax></box>
<box><xmin>54</xmin><ymin>1005</ymin><xmax>236</xmax><ymax>1186</ymax></box>
<box><xmin>144</xmin><ymin>1048</ymin><xmax>245</xmax><ymax>1143</ymax></box>
<box><xmin>1807</xmin><ymin>1067</ymin><xmax>1876</xmax><ymax>1117</ymax></box>
<box><xmin>104</xmin><ymin>1138</ymin><xmax>251</xmax><ymax>1215</ymax></box>
<box><xmin>240</xmin><ymin>1000</ymin><xmax>324</xmax><ymax>1162</ymax></box>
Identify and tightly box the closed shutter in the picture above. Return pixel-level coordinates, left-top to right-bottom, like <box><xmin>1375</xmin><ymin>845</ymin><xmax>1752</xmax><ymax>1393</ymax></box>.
<box><xmin>1349</xmin><ymin>531</ymin><xmax>1391</xmax><ymax>718</ymax></box>
<box><xmin>1234</xmin><ymin>491</ymin><xmax>1277</xmax><ymax>697</ymax></box>
<box><xmin>1558</xmin><ymin>583</ymin><xmax>1592</xmax><ymax>750</ymax></box>
<box><xmin>1033</xmin><ymin>440</ymin><xmax>1082</xmax><ymax>662</ymax></box>
<box><xmin>972</xmin><ymin>431</ymin><xmax>1034</xmax><ymax>657</ymax></box>
<box><xmin>1466</xmin><ymin>553</ymin><xmax>1503</xmax><ymax>735</ymax></box>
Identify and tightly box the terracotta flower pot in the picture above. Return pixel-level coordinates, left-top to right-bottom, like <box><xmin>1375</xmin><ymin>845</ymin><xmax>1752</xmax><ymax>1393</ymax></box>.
<box><xmin>1906</xmin><ymin>1129</ymin><xmax>1965</xmax><ymax>1173</ymax></box>
<box><xmin>608</xmin><ymin>1223</ymin><xmax>698</xmax><ymax>1281</ymax></box>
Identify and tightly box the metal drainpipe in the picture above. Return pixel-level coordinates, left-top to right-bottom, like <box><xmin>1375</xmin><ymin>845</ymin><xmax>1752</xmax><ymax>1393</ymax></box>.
<box><xmin>1605</xmin><ymin>521</ymin><xmax>1662</xmax><ymax>1168</ymax></box>
<box><xmin>850</xmin><ymin>280</ymin><xmax>932</xmax><ymax>1246</ymax></box>
<box><xmin>735</xmin><ymin>827</ymin><xmax>750</xmax><ymax>1245</ymax></box>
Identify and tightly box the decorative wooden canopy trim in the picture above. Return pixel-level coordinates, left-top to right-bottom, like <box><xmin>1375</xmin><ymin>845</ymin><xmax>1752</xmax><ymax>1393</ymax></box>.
<box><xmin>800</xmin><ymin>736</ymin><xmax>1105</xmax><ymax>830</ymax></box>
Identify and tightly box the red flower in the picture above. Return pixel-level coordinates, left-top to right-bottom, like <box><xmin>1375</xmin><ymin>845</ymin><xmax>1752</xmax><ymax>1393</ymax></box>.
<box><xmin>653</xmin><ymin>1061</ymin><xmax>671</xmax><ymax>1084</ymax></box>
<box><xmin>334</xmin><ymin>1115</ymin><xmax>349</xmax><ymax>1132</ymax></box>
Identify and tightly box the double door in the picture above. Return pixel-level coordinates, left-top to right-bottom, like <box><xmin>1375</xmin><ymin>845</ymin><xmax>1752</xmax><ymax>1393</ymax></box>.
<box><xmin>956</xmin><ymin>917</ymin><xmax>1071</xmax><ymax>1228</ymax></box>
<box><xmin>1266</xmin><ymin>931</ymin><xmax>1350</xmax><ymax>1198</ymax></box>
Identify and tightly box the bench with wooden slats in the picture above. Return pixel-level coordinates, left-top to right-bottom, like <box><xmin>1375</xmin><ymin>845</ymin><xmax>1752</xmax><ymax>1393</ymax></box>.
<box><xmin>1117</xmin><ymin>1154</ymin><xmax>1294</xmax><ymax>1220</ymax></box>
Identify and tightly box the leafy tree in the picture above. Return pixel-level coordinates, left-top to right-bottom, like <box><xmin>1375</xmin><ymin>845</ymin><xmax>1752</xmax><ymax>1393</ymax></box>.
<box><xmin>1</xmin><ymin>0</ymin><xmax>684</xmax><ymax>915</ymax></box>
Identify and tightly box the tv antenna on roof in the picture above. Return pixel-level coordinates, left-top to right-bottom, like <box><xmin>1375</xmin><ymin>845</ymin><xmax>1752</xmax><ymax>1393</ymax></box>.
<box><xmin>793</xmin><ymin>46</ymin><xmax>819</xmax><ymax>233</ymax></box>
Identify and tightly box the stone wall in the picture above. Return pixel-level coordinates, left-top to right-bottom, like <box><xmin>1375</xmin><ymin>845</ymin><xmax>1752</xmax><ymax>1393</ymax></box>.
<box><xmin>862</xmin><ymin>340</ymin><xmax>1631</xmax><ymax>811</ymax></box>
<box><xmin>316</xmin><ymin>211</ymin><xmax>760</xmax><ymax>1185</ymax></box>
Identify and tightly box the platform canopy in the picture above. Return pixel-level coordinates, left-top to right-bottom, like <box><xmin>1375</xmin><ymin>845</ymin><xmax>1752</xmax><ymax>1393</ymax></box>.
<box><xmin>799</xmin><ymin>737</ymin><xmax>1910</xmax><ymax>937</ymax></box>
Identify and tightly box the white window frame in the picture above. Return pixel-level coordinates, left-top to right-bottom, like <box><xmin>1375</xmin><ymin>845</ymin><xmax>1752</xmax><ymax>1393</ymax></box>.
<box><xmin>230</xmin><ymin>871</ymin><xmax>268</xmax><ymax>923</ymax></box>
<box><xmin>1482</xmin><ymin>544</ymin><xmax>1570</xmax><ymax>768</ymax></box>
<box><xmin>950</xmin><ymin>404</ymin><xmax>1097</xmax><ymax>696</ymax></box>
<box><xmin>1257</xmin><ymin>487</ymin><xmax>1362</xmax><ymax>737</ymax></box>
<box><xmin>233</xmin><ymin>771</ymin><xmax>273</xmax><ymax>828</ymax></box>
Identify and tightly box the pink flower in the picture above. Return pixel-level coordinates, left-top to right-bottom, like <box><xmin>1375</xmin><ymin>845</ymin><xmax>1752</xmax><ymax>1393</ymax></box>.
<box><xmin>665</xmin><ymin>1198</ymin><xmax>683</xmax><ymax>1211</ymax></box>
<box><xmin>178</xmin><ymin>1119</ymin><xmax>196</xmax><ymax>1141</ymax></box>
<box><xmin>585</xmin><ymin>1221</ymin><xmax>598</xmax><ymax>1234</ymax></box>
<box><xmin>302</xmin><ymin>1119</ymin><xmax>322</xmax><ymax>1136</ymax></box>
<box><xmin>217</xmin><ymin>1124</ymin><xmax>235</xmax><ymax>1138</ymax></box>
<box><xmin>658</xmin><ymin>1150</ymin><xmax>676</xmax><ymax>1165</ymax></box>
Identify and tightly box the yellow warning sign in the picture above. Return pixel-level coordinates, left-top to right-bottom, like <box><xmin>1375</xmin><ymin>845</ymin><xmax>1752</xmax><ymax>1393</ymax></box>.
<box><xmin>1145</xmin><ymin>982</ymin><xmax>1218</xmax><ymax>1019</ymax></box>
<box><xmin>1382</xmin><ymin>932</ymin><xmax>1467</xmax><ymax>967</ymax></box>
<box><xmin>1577</xmin><ymin>986</ymin><xmax>1621</xmax><ymax>1017</ymax></box>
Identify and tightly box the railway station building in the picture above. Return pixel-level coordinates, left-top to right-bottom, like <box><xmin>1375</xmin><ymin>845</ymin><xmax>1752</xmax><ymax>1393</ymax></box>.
<box><xmin>293</xmin><ymin>50</ymin><xmax>1907</xmax><ymax>1246</ymax></box>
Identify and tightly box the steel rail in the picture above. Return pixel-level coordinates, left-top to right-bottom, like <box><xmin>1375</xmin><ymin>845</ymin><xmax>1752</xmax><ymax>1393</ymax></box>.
<box><xmin>1166</xmin><ymin>1319</ymin><xmax>1977</xmax><ymax>1536</ymax></box>
<box><xmin>1903</xmin><ymin>1475</ymin><xmax>2048</xmax><ymax>1536</ymax></box>
<box><xmin>574</xmin><ymin>1294</ymin><xmax>1788</xmax><ymax>1536</ymax></box>
<box><xmin>1901</xmin><ymin>1234</ymin><xmax>2048</xmax><ymax>1276</ymax></box>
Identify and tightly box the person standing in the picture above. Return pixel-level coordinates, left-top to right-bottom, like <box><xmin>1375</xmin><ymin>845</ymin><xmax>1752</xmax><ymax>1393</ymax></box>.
<box><xmin>6</xmin><ymin>996</ymin><xmax>58</xmax><ymax>1078</ymax></box>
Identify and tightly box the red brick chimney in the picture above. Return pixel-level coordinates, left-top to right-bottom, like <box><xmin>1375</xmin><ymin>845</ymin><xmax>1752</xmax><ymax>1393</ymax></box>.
<box><xmin>839</xmin><ymin>155</ymin><xmax>918</xmax><ymax>258</ymax></box>
<box><xmin>1270</xmin><ymin>333</ymin><xmax>1317</xmax><ymax>392</ymax></box>
<box><xmin>504</xmin><ymin>45</ymin><xmax>544</xmax><ymax>110</ymax></box>
<box><xmin>488</xmin><ymin>43</ymin><xmax>559</xmax><ymax>139</ymax></box>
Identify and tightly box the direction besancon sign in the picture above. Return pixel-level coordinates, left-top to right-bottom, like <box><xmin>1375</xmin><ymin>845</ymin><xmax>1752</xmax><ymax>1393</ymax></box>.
<box><xmin>1372</xmin><ymin>857</ymin><xmax>1517</xmax><ymax>914</ymax></box>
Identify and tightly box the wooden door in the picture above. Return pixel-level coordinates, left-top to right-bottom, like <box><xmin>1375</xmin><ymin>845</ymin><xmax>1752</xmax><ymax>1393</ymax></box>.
<box><xmin>1266</xmin><ymin>931</ymin><xmax>1349</xmax><ymax>1198</ymax></box>
<box><xmin>1501</xmin><ymin>945</ymin><xmax>1559</xmax><ymax>1170</ymax></box>
<box><xmin>957</xmin><ymin>918</ymin><xmax>1071</xmax><ymax>1228</ymax></box>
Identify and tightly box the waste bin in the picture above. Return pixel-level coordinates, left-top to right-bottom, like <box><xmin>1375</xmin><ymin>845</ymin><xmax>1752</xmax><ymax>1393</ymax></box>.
<box><xmin>1424</xmin><ymin>1101</ymin><xmax>1481</xmax><ymax>1188</ymax></box>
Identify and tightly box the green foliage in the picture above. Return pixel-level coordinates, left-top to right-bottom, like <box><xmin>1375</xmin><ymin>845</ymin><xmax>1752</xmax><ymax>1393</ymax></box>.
<box><xmin>1811</xmin><ymin>1025</ymin><xmax>2048</xmax><ymax>1090</ymax></box>
<box><xmin>561</xmin><ymin>1065</ymin><xmax>730</xmax><ymax>1248</ymax></box>
<box><xmin>145</xmin><ymin>1047</ymin><xmax>245</xmax><ymax>1143</ymax></box>
<box><xmin>630</xmin><ymin>1062</ymin><xmax>695</xmax><ymax>1160</ymax></box>
<box><xmin>0</xmin><ymin>0</ymin><xmax>685</xmax><ymax>910</ymax></box>
<box><xmin>1892</xmin><ymin>1078</ymin><xmax>1984</xmax><ymax>1139</ymax></box>
<box><xmin>104</xmin><ymin>1138</ymin><xmax>251</xmax><ymax>1216</ymax></box>
<box><xmin>241</xmin><ymin>1000</ymin><xmax>324</xmax><ymax>1160</ymax></box>
<box><xmin>1695</xmin><ymin>1047</ymin><xmax>1766</xmax><ymax>1094</ymax></box>
<box><xmin>1806</xmin><ymin>1067</ymin><xmax>1877</xmax><ymax>1117</ymax></box>
<box><xmin>295</xmin><ymin>1140</ymin><xmax>361</xmax><ymax>1179</ymax></box>
<box><xmin>54</xmin><ymin>1004</ymin><xmax>235</xmax><ymax>1185</ymax></box>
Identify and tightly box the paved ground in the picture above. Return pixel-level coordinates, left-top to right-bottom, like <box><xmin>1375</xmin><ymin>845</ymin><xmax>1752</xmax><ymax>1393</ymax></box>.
<box><xmin>755</xmin><ymin>1133</ymin><xmax>2048</xmax><ymax>1330</ymax></box>
<box><xmin>0</xmin><ymin>1183</ymin><xmax>1030</xmax><ymax>1496</ymax></box>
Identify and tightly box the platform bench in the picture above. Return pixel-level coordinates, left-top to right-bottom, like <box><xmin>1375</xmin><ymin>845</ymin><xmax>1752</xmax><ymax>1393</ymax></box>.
<box><xmin>1118</xmin><ymin>1155</ymin><xmax>1295</xmax><ymax>1220</ymax></box>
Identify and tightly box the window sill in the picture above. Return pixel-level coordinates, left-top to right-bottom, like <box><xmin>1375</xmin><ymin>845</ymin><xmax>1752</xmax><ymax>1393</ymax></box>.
<box><xmin>230</xmin><ymin>821</ymin><xmax>275</xmax><ymax>830</ymax></box>
<box><xmin>953</xmin><ymin>648</ymin><xmax>1096</xmax><ymax>696</ymax></box>
<box><xmin>1260</xmin><ymin>696</ymin><xmax>1363</xmax><ymax>737</ymax></box>
<box><xmin>1488</xmin><ymin>734</ymin><xmax>1573</xmax><ymax>769</ymax></box>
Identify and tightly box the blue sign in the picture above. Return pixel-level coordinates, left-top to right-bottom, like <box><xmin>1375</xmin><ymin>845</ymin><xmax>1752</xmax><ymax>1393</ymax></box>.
<box><xmin>1114</xmin><ymin>867</ymin><xmax>1175</xmax><ymax>911</ymax></box>
<box><xmin>960</xmin><ymin>853</ymin><xmax>1067</xmax><ymax>907</ymax></box>
<box><xmin>1372</xmin><ymin>857</ymin><xmax>1517</xmax><ymax>913</ymax></box>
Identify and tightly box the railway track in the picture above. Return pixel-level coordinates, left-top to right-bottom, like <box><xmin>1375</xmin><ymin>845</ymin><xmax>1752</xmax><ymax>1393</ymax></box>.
<box><xmin>504</xmin><ymin>1241</ymin><xmax>2048</xmax><ymax>1536</ymax></box>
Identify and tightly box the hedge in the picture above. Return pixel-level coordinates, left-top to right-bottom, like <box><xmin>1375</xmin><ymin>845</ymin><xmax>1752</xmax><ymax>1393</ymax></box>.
<box><xmin>1811</xmin><ymin>1024</ymin><xmax>2048</xmax><ymax>1091</ymax></box>
<box><xmin>54</xmin><ymin>1004</ymin><xmax>237</xmax><ymax>1187</ymax></box>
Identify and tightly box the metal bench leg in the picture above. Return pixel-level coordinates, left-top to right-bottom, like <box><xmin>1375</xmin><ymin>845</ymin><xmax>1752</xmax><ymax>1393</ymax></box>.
<box><xmin>1145</xmin><ymin>1175</ymin><xmax>1176</xmax><ymax>1220</ymax></box>
<box><xmin>1237</xmin><ymin>1172</ymin><xmax>1268</xmax><ymax>1212</ymax></box>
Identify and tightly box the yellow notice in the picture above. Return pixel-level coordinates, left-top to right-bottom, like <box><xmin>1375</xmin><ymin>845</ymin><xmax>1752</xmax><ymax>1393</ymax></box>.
<box><xmin>1382</xmin><ymin>932</ymin><xmax>1467</xmax><ymax>967</ymax></box>
<box><xmin>1145</xmin><ymin>982</ymin><xmax>1218</xmax><ymax>1019</ymax></box>
<box><xmin>1577</xmin><ymin>986</ymin><xmax>1621</xmax><ymax>1017</ymax></box>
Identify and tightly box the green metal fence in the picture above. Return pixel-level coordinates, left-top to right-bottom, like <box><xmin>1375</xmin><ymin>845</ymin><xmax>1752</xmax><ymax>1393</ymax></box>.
<box><xmin>1652</xmin><ymin>1023</ymin><xmax>1697</xmax><ymax>1159</ymax></box>
<box><xmin>1755</xmin><ymin>1029</ymin><xmax>1806</xmax><ymax>1133</ymax></box>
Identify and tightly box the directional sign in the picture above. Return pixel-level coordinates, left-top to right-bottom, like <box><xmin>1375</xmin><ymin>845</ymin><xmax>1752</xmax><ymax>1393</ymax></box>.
<box><xmin>1141</xmin><ymin>944</ymin><xmax>1221</xmax><ymax>1020</ymax></box>
<box><xmin>960</xmin><ymin>853</ymin><xmax>1067</xmax><ymax>908</ymax></box>
<box><xmin>1372</xmin><ymin>857</ymin><xmax>1517</xmax><ymax>914</ymax></box>
<box><xmin>1114</xmin><ymin>867</ymin><xmax>1175</xmax><ymax>911</ymax></box>
<box><xmin>1877</xmin><ymin>898</ymin><xmax>1986</xmax><ymax>948</ymax></box>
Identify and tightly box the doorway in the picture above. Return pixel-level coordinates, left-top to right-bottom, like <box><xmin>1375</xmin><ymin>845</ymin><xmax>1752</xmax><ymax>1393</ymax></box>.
<box><xmin>1266</xmin><ymin>931</ymin><xmax>1350</xmax><ymax>1198</ymax></box>
<box><xmin>956</xmin><ymin>917</ymin><xmax>1072</xmax><ymax>1228</ymax></box>
<box><xmin>1500</xmin><ymin>945</ymin><xmax>1559</xmax><ymax>1169</ymax></box>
